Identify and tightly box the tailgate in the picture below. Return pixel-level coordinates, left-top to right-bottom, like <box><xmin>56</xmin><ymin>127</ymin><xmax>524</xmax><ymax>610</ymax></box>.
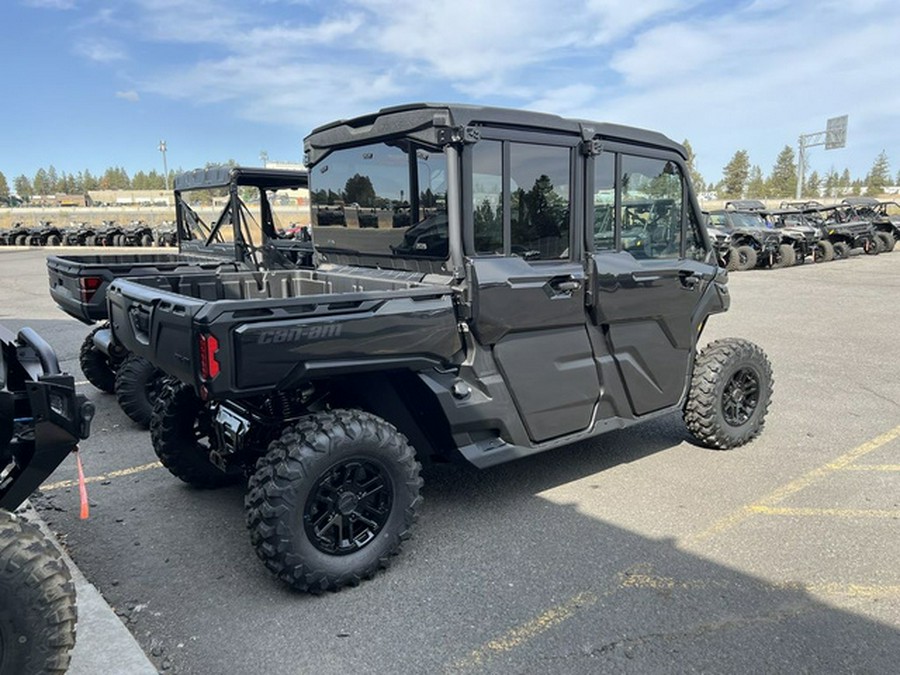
<box><xmin>107</xmin><ymin>277</ymin><xmax>207</xmax><ymax>386</ymax></box>
<box><xmin>47</xmin><ymin>254</ymin><xmax>237</xmax><ymax>324</ymax></box>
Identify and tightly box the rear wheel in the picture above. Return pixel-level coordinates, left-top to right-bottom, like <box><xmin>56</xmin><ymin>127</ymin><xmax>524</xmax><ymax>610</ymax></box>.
<box><xmin>150</xmin><ymin>381</ymin><xmax>242</xmax><ymax>488</ymax></box>
<box><xmin>684</xmin><ymin>338</ymin><xmax>773</xmax><ymax>450</ymax></box>
<box><xmin>734</xmin><ymin>245</ymin><xmax>757</xmax><ymax>271</ymax></box>
<box><xmin>14</xmin><ymin>235</ymin><xmax>26</xmax><ymax>246</ymax></box>
<box><xmin>79</xmin><ymin>326</ymin><xmax>116</xmax><ymax>394</ymax></box>
<box><xmin>725</xmin><ymin>247</ymin><xmax>740</xmax><ymax>271</ymax></box>
<box><xmin>140</xmin><ymin>234</ymin><xmax>154</xmax><ymax>247</ymax></box>
<box><xmin>246</xmin><ymin>409</ymin><xmax>422</xmax><ymax>593</ymax></box>
<box><xmin>773</xmin><ymin>244</ymin><xmax>795</xmax><ymax>269</ymax></box>
<box><xmin>115</xmin><ymin>354</ymin><xmax>165</xmax><ymax>428</ymax></box>
<box><xmin>45</xmin><ymin>234</ymin><xmax>61</xmax><ymax>247</ymax></box>
<box><xmin>832</xmin><ymin>241</ymin><xmax>851</xmax><ymax>259</ymax></box>
<box><xmin>0</xmin><ymin>511</ymin><xmax>77</xmax><ymax>675</ymax></box>
<box><xmin>865</xmin><ymin>237</ymin><xmax>881</xmax><ymax>255</ymax></box>
<box><xmin>814</xmin><ymin>240</ymin><xmax>834</xmax><ymax>262</ymax></box>
<box><xmin>876</xmin><ymin>231</ymin><xmax>894</xmax><ymax>253</ymax></box>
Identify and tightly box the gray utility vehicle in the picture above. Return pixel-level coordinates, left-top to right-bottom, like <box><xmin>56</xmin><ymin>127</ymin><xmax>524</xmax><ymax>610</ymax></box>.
<box><xmin>765</xmin><ymin>207</ymin><xmax>831</xmax><ymax>263</ymax></box>
<box><xmin>108</xmin><ymin>103</ymin><xmax>774</xmax><ymax>593</ymax></box>
<box><xmin>1</xmin><ymin>324</ymin><xmax>94</xmax><ymax>675</ymax></box>
<box><xmin>800</xmin><ymin>204</ymin><xmax>879</xmax><ymax>258</ymax></box>
<box><xmin>707</xmin><ymin>204</ymin><xmax>787</xmax><ymax>270</ymax></box>
<box><xmin>47</xmin><ymin>167</ymin><xmax>310</xmax><ymax>428</ymax></box>
<box><xmin>840</xmin><ymin>197</ymin><xmax>898</xmax><ymax>252</ymax></box>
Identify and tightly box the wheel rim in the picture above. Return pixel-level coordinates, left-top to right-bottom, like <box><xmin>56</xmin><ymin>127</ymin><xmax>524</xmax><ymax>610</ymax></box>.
<box><xmin>304</xmin><ymin>458</ymin><xmax>393</xmax><ymax>556</ymax></box>
<box><xmin>721</xmin><ymin>367</ymin><xmax>760</xmax><ymax>427</ymax></box>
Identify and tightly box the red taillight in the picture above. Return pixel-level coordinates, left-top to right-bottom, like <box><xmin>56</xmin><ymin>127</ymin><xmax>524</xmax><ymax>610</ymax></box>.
<box><xmin>79</xmin><ymin>276</ymin><xmax>102</xmax><ymax>303</ymax></box>
<box><xmin>198</xmin><ymin>334</ymin><xmax>220</xmax><ymax>380</ymax></box>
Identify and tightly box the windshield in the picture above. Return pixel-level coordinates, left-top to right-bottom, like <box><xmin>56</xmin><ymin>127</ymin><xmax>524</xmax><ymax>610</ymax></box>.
<box><xmin>729</xmin><ymin>212</ymin><xmax>768</xmax><ymax>228</ymax></box>
<box><xmin>309</xmin><ymin>141</ymin><xmax>448</xmax><ymax>262</ymax></box>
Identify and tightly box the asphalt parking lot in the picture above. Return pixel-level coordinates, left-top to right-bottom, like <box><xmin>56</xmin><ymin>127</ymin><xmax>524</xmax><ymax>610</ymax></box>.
<box><xmin>2</xmin><ymin>247</ymin><xmax>899</xmax><ymax>673</ymax></box>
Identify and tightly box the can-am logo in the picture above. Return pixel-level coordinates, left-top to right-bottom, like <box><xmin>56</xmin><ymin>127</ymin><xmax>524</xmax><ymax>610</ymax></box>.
<box><xmin>256</xmin><ymin>324</ymin><xmax>342</xmax><ymax>344</ymax></box>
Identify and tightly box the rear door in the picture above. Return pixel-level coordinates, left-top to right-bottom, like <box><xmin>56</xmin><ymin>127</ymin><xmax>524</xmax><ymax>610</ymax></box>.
<box><xmin>466</xmin><ymin>133</ymin><xmax>600</xmax><ymax>443</ymax></box>
<box><xmin>587</xmin><ymin>147</ymin><xmax>715</xmax><ymax>415</ymax></box>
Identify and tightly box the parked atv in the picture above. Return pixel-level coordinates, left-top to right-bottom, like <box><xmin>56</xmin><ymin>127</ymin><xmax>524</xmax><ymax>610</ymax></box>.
<box><xmin>91</xmin><ymin>221</ymin><xmax>126</xmax><ymax>247</ymax></box>
<box><xmin>804</xmin><ymin>205</ymin><xmax>879</xmax><ymax>258</ymax></box>
<box><xmin>62</xmin><ymin>222</ymin><xmax>98</xmax><ymax>247</ymax></box>
<box><xmin>26</xmin><ymin>222</ymin><xmax>65</xmax><ymax>247</ymax></box>
<box><xmin>0</xmin><ymin>224</ymin><xmax>31</xmax><ymax>247</ymax></box>
<box><xmin>109</xmin><ymin>103</ymin><xmax>774</xmax><ymax>593</ymax></box>
<box><xmin>766</xmin><ymin>208</ymin><xmax>829</xmax><ymax>263</ymax></box>
<box><xmin>121</xmin><ymin>220</ymin><xmax>156</xmax><ymax>247</ymax></box>
<box><xmin>1</xmin><ymin>324</ymin><xmax>94</xmax><ymax>675</ymax></box>
<box><xmin>155</xmin><ymin>221</ymin><xmax>178</xmax><ymax>247</ymax></box>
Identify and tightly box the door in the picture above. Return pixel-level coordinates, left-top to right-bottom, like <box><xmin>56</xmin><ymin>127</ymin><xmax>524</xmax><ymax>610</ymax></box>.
<box><xmin>589</xmin><ymin>150</ymin><xmax>715</xmax><ymax>415</ymax></box>
<box><xmin>467</xmin><ymin>137</ymin><xmax>600</xmax><ymax>443</ymax></box>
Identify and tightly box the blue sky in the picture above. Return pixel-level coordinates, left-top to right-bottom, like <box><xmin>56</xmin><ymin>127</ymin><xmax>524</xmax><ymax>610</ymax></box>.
<box><xmin>2</xmin><ymin>0</ymin><xmax>899</xmax><ymax>188</ymax></box>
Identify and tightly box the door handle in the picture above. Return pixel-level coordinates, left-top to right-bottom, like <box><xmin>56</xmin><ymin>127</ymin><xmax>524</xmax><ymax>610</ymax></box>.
<box><xmin>548</xmin><ymin>276</ymin><xmax>582</xmax><ymax>293</ymax></box>
<box><xmin>679</xmin><ymin>271</ymin><xmax>702</xmax><ymax>290</ymax></box>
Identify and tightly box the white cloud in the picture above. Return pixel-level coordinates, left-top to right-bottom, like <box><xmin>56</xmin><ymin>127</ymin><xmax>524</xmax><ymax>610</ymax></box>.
<box><xmin>74</xmin><ymin>39</ymin><xmax>126</xmax><ymax>62</ymax></box>
<box><xmin>115</xmin><ymin>90</ymin><xmax>140</xmax><ymax>102</ymax></box>
<box><xmin>23</xmin><ymin>0</ymin><xmax>76</xmax><ymax>9</ymax></box>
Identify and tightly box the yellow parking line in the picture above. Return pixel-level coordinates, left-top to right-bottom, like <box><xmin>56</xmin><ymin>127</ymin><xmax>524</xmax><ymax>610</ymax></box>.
<box><xmin>450</xmin><ymin>591</ymin><xmax>599</xmax><ymax>670</ymax></box>
<box><xmin>840</xmin><ymin>464</ymin><xmax>900</xmax><ymax>472</ymax></box>
<box><xmin>689</xmin><ymin>424</ymin><xmax>900</xmax><ymax>543</ymax></box>
<box><xmin>750</xmin><ymin>505</ymin><xmax>900</xmax><ymax>519</ymax></box>
<box><xmin>40</xmin><ymin>461</ymin><xmax>163</xmax><ymax>491</ymax></box>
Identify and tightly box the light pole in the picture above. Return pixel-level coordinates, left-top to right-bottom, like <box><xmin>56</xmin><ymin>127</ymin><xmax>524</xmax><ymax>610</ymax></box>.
<box><xmin>796</xmin><ymin>115</ymin><xmax>847</xmax><ymax>199</ymax></box>
<box><xmin>158</xmin><ymin>140</ymin><xmax>169</xmax><ymax>191</ymax></box>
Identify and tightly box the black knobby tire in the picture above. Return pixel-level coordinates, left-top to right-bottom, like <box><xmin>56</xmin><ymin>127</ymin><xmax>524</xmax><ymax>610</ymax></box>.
<box><xmin>773</xmin><ymin>243</ymin><xmax>795</xmax><ymax>269</ymax></box>
<box><xmin>876</xmin><ymin>231</ymin><xmax>894</xmax><ymax>253</ymax></box>
<box><xmin>79</xmin><ymin>325</ymin><xmax>116</xmax><ymax>394</ymax></box>
<box><xmin>864</xmin><ymin>237</ymin><xmax>881</xmax><ymax>255</ymax></box>
<box><xmin>814</xmin><ymin>240</ymin><xmax>834</xmax><ymax>263</ymax></box>
<box><xmin>0</xmin><ymin>512</ymin><xmax>77</xmax><ymax>675</ymax></box>
<box><xmin>140</xmin><ymin>234</ymin><xmax>154</xmax><ymax>247</ymax></box>
<box><xmin>684</xmin><ymin>338</ymin><xmax>773</xmax><ymax>450</ymax></box>
<box><xmin>84</xmin><ymin>234</ymin><xmax>96</xmax><ymax>246</ymax></box>
<box><xmin>832</xmin><ymin>241</ymin><xmax>851</xmax><ymax>259</ymax></box>
<box><xmin>115</xmin><ymin>354</ymin><xmax>164</xmax><ymax>428</ymax></box>
<box><xmin>734</xmin><ymin>245</ymin><xmax>757</xmax><ymax>271</ymax></box>
<box><xmin>14</xmin><ymin>235</ymin><xmax>26</xmax><ymax>247</ymax></box>
<box><xmin>149</xmin><ymin>381</ymin><xmax>241</xmax><ymax>488</ymax></box>
<box><xmin>724</xmin><ymin>247</ymin><xmax>739</xmax><ymax>272</ymax></box>
<box><xmin>245</xmin><ymin>409</ymin><xmax>423</xmax><ymax>593</ymax></box>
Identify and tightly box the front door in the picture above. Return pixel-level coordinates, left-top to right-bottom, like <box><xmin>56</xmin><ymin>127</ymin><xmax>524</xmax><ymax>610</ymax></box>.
<box><xmin>588</xmin><ymin>149</ymin><xmax>715</xmax><ymax>415</ymax></box>
<box><xmin>466</xmin><ymin>136</ymin><xmax>600</xmax><ymax>443</ymax></box>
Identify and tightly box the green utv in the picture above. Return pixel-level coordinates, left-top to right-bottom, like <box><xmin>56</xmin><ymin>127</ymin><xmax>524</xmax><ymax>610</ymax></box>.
<box><xmin>108</xmin><ymin>104</ymin><xmax>774</xmax><ymax>593</ymax></box>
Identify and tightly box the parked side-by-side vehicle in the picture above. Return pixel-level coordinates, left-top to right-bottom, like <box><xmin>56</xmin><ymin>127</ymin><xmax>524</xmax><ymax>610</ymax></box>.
<box><xmin>107</xmin><ymin>103</ymin><xmax>774</xmax><ymax>593</ymax></box>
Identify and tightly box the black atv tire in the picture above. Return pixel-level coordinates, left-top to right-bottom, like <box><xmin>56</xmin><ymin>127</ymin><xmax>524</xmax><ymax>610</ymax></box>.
<box><xmin>84</xmin><ymin>234</ymin><xmax>95</xmax><ymax>246</ymax></box>
<box><xmin>734</xmin><ymin>245</ymin><xmax>757</xmax><ymax>271</ymax></box>
<box><xmin>832</xmin><ymin>241</ymin><xmax>851</xmax><ymax>259</ymax></box>
<box><xmin>150</xmin><ymin>381</ymin><xmax>242</xmax><ymax>488</ymax></box>
<box><xmin>246</xmin><ymin>409</ymin><xmax>423</xmax><ymax>593</ymax></box>
<box><xmin>773</xmin><ymin>244</ymin><xmax>795</xmax><ymax>269</ymax></box>
<box><xmin>14</xmin><ymin>235</ymin><xmax>27</xmax><ymax>247</ymax></box>
<box><xmin>684</xmin><ymin>338</ymin><xmax>773</xmax><ymax>450</ymax></box>
<box><xmin>45</xmin><ymin>234</ymin><xmax>61</xmax><ymax>247</ymax></box>
<box><xmin>876</xmin><ymin>231</ymin><xmax>894</xmax><ymax>253</ymax></box>
<box><xmin>115</xmin><ymin>354</ymin><xmax>164</xmax><ymax>428</ymax></box>
<box><xmin>865</xmin><ymin>237</ymin><xmax>881</xmax><ymax>255</ymax></box>
<box><xmin>79</xmin><ymin>326</ymin><xmax>116</xmax><ymax>394</ymax></box>
<box><xmin>0</xmin><ymin>511</ymin><xmax>77</xmax><ymax>675</ymax></box>
<box><xmin>814</xmin><ymin>240</ymin><xmax>834</xmax><ymax>263</ymax></box>
<box><xmin>140</xmin><ymin>234</ymin><xmax>154</xmax><ymax>247</ymax></box>
<box><xmin>725</xmin><ymin>247</ymin><xmax>740</xmax><ymax>272</ymax></box>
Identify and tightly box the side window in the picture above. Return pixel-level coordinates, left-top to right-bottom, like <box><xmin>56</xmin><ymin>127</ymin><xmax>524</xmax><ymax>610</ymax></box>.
<box><xmin>509</xmin><ymin>143</ymin><xmax>570</xmax><ymax>259</ymax></box>
<box><xmin>592</xmin><ymin>153</ymin><xmax>616</xmax><ymax>251</ymax></box>
<box><xmin>620</xmin><ymin>155</ymin><xmax>684</xmax><ymax>260</ymax></box>
<box><xmin>685</xmin><ymin>207</ymin><xmax>707</xmax><ymax>261</ymax></box>
<box><xmin>472</xmin><ymin>140</ymin><xmax>503</xmax><ymax>254</ymax></box>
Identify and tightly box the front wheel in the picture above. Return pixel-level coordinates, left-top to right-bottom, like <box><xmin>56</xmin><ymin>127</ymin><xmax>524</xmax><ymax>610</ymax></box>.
<box><xmin>0</xmin><ymin>512</ymin><xmax>77</xmax><ymax>675</ymax></box>
<box><xmin>245</xmin><ymin>409</ymin><xmax>423</xmax><ymax>593</ymax></box>
<box><xmin>684</xmin><ymin>338</ymin><xmax>773</xmax><ymax>450</ymax></box>
<box><xmin>772</xmin><ymin>244</ymin><xmax>795</xmax><ymax>269</ymax></box>
<box><xmin>734</xmin><ymin>245</ymin><xmax>757</xmax><ymax>271</ymax></box>
<box><xmin>832</xmin><ymin>241</ymin><xmax>851</xmax><ymax>259</ymax></box>
<box><xmin>875</xmin><ymin>231</ymin><xmax>894</xmax><ymax>253</ymax></box>
<box><xmin>814</xmin><ymin>240</ymin><xmax>834</xmax><ymax>263</ymax></box>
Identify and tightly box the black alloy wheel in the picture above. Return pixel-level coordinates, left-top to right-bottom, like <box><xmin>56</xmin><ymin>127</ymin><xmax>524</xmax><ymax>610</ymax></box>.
<box><xmin>721</xmin><ymin>367</ymin><xmax>760</xmax><ymax>427</ymax></box>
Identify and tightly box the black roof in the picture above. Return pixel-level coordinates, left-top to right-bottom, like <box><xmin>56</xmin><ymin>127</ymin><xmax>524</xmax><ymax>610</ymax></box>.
<box><xmin>174</xmin><ymin>166</ymin><xmax>308</xmax><ymax>192</ymax></box>
<box><xmin>304</xmin><ymin>103</ymin><xmax>686</xmax><ymax>165</ymax></box>
<box><xmin>841</xmin><ymin>197</ymin><xmax>879</xmax><ymax>206</ymax></box>
<box><xmin>725</xmin><ymin>199</ymin><xmax>767</xmax><ymax>211</ymax></box>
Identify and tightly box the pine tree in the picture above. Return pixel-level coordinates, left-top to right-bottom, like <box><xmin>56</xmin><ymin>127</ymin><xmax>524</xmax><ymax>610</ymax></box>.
<box><xmin>839</xmin><ymin>169</ymin><xmax>851</xmax><ymax>195</ymax></box>
<box><xmin>33</xmin><ymin>168</ymin><xmax>49</xmax><ymax>196</ymax></box>
<box><xmin>766</xmin><ymin>145</ymin><xmax>797</xmax><ymax>198</ymax></box>
<box><xmin>719</xmin><ymin>150</ymin><xmax>750</xmax><ymax>199</ymax></box>
<box><xmin>746</xmin><ymin>165</ymin><xmax>766</xmax><ymax>198</ymax></box>
<box><xmin>865</xmin><ymin>151</ymin><xmax>890</xmax><ymax>196</ymax></box>
<box><xmin>14</xmin><ymin>175</ymin><xmax>32</xmax><ymax>200</ymax></box>
<box><xmin>806</xmin><ymin>170</ymin><xmax>821</xmax><ymax>198</ymax></box>
<box><xmin>0</xmin><ymin>171</ymin><xmax>9</xmax><ymax>201</ymax></box>
<box><xmin>47</xmin><ymin>165</ymin><xmax>59</xmax><ymax>193</ymax></box>
<box><xmin>682</xmin><ymin>139</ymin><xmax>705</xmax><ymax>191</ymax></box>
